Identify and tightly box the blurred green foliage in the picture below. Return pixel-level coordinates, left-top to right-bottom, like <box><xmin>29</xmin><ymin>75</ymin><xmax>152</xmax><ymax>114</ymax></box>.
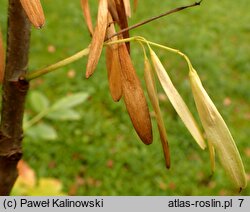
<box><xmin>24</xmin><ymin>91</ymin><xmax>89</xmax><ymax>140</ymax></box>
<box><xmin>0</xmin><ymin>0</ymin><xmax>249</xmax><ymax>195</ymax></box>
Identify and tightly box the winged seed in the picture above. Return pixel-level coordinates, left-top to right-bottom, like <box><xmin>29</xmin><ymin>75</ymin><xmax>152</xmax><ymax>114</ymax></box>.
<box><xmin>20</xmin><ymin>0</ymin><xmax>45</xmax><ymax>28</ymax></box>
<box><xmin>150</xmin><ymin>49</ymin><xmax>206</xmax><ymax>150</ymax></box>
<box><xmin>119</xmin><ymin>43</ymin><xmax>152</xmax><ymax>145</ymax></box>
<box><xmin>80</xmin><ymin>0</ymin><xmax>94</xmax><ymax>36</ymax></box>
<box><xmin>144</xmin><ymin>56</ymin><xmax>170</xmax><ymax>168</ymax></box>
<box><xmin>86</xmin><ymin>0</ymin><xmax>108</xmax><ymax>78</ymax></box>
<box><xmin>189</xmin><ymin>68</ymin><xmax>247</xmax><ymax>189</ymax></box>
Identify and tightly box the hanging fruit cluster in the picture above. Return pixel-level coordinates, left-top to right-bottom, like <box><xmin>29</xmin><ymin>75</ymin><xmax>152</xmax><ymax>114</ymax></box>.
<box><xmin>8</xmin><ymin>0</ymin><xmax>247</xmax><ymax>190</ymax></box>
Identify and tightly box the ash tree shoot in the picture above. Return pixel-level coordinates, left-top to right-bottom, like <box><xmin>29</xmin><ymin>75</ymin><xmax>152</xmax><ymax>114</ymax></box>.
<box><xmin>0</xmin><ymin>0</ymin><xmax>247</xmax><ymax>195</ymax></box>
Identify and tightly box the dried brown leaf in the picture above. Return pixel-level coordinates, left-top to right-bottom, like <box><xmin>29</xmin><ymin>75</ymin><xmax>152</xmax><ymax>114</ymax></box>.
<box><xmin>0</xmin><ymin>29</ymin><xmax>4</xmax><ymax>83</ymax></box>
<box><xmin>106</xmin><ymin>14</ymin><xmax>122</xmax><ymax>101</ymax></box>
<box><xmin>80</xmin><ymin>0</ymin><xmax>94</xmax><ymax>36</ymax></box>
<box><xmin>20</xmin><ymin>0</ymin><xmax>45</xmax><ymax>29</ymax></box>
<box><xmin>119</xmin><ymin>43</ymin><xmax>152</xmax><ymax>144</ymax></box>
<box><xmin>86</xmin><ymin>0</ymin><xmax>108</xmax><ymax>78</ymax></box>
<box><xmin>17</xmin><ymin>160</ymin><xmax>36</xmax><ymax>188</ymax></box>
<box><xmin>144</xmin><ymin>56</ymin><xmax>170</xmax><ymax>168</ymax></box>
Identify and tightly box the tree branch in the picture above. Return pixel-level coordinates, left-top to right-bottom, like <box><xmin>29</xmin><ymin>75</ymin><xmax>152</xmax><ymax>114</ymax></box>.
<box><xmin>106</xmin><ymin>1</ymin><xmax>203</xmax><ymax>41</ymax></box>
<box><xmin>0</xmin><ymin>0</ymin><xmax>31</xmax><ymax>195</ymax></box>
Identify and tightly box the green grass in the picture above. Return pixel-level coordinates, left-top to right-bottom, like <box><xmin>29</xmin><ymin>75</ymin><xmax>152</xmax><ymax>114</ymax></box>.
<box><xmin>0</xmin><ymin>0</ymin><xmax>250</xmax><ymax>195</ymax></box>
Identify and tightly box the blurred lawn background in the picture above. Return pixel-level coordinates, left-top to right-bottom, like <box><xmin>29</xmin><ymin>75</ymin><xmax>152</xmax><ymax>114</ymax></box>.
<box><xmin>0</xmin><ymin>0</ymin><xmax>250</xmax><ymax>195</ymax></box>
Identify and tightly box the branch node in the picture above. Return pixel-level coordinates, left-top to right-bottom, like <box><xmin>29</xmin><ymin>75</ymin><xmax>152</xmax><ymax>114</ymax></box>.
<box><xmin>196</xmin><ymin>0</ymin><xmax>203</xmax><ymax>6</ymax></box>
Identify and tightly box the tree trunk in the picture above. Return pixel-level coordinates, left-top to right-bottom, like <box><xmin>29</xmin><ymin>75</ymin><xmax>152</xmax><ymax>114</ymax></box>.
<box><xmin>0</xmin><ymin>0</ymin><xmax>30</xmax><ymax>195</ymax></box>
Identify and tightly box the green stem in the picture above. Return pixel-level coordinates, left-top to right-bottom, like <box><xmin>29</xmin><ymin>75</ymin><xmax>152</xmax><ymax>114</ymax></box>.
<box><xmin>106</xmin><ymin>36</ymin><xmax>194</xmax><ymax>71</ymax></box>
<box><xmin>136</xmin><ymin>38</ymin><xmax>194</xmax><ymax>70</ymax></box>
<box><xmin>138</xmin><ymin>40</ymin><xmax>147</xmax><ymax>59</ymax></box>
<box><xmin>25</xmin><ymin>47</ymin><xmax>90</xmax><ymax>81</ymax></box>
<box><xmin>104</xmin><ymin>37</ymin><xmax>137</xmax><ymax>46</ymax></box>
<box><xmin>24</xmin><ymin>109</ymin><xmax>50</xmax><ymax>130</ymax></box>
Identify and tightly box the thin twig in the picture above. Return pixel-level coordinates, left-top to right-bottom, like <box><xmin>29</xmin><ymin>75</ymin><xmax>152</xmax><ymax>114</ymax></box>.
<box><xmin>106</xmin><ymin>1</ymin><xmax>203</xmax><ymax>41</ymax></box>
